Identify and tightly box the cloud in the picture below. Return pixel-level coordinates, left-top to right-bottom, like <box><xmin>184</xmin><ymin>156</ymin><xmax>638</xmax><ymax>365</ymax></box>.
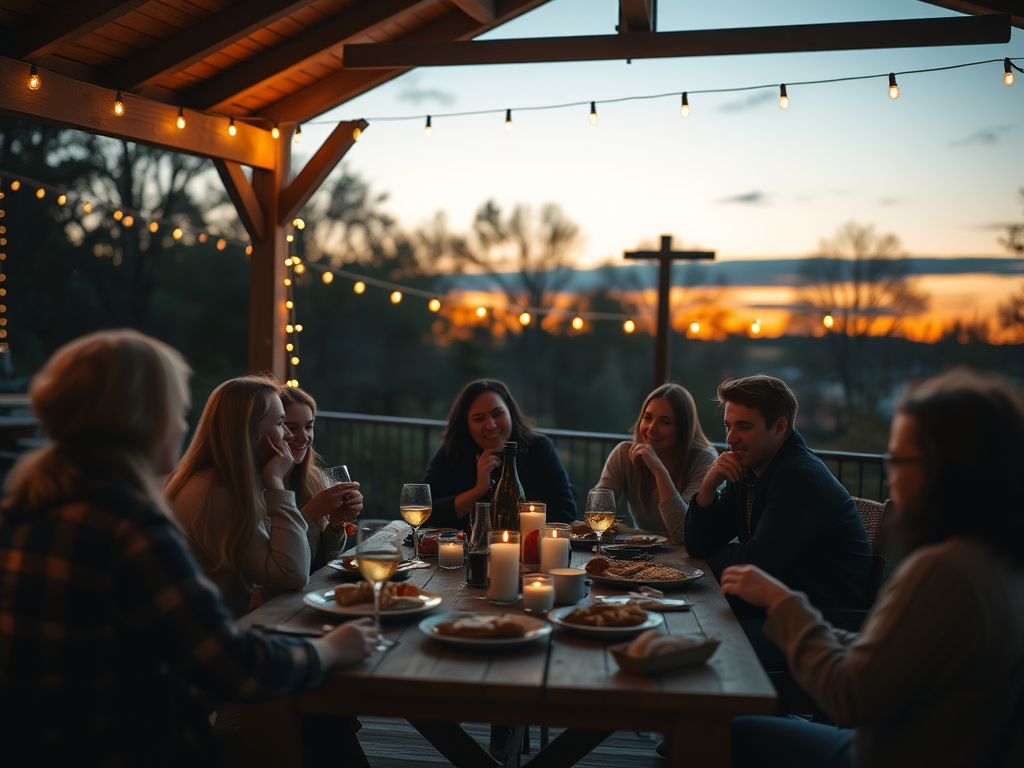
<box><xmin>718</xmin><ymin>90</ymin><xmax>775</xmax><ymax>113</ymax></box>
<box><xmin>719</xmin><ymin>191</ymin><xmax>769</xmax><ymax>205</ymax></box>
<box><xmin>948</xmin><ymin>125</ymin><xmax>1013</xmax><ymax>147</ymax></box>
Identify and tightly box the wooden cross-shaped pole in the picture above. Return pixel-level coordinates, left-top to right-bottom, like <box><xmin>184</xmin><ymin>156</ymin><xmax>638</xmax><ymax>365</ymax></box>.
<box><xmin>624</xmin><ymin>235</ymin><xmax>715</xmax><ymax>387</ymax></box>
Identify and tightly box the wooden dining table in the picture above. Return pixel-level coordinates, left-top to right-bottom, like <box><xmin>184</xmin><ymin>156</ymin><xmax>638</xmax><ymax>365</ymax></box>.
<box><xmin>237</xmin><ymin>524</ymin><xmax>777</xmax><ymax>768</ymax></box>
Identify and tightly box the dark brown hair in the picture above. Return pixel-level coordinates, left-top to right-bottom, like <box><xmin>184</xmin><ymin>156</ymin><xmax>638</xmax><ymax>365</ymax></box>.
<box><xmin>442</xmin><ymin>380</ymin><xmax>536</xmax><ymax>463</ymax></box>
<box><xmin>717</xmin><ymin>374</ymin><xmax>798</xmax><ymax>432</ymax></box>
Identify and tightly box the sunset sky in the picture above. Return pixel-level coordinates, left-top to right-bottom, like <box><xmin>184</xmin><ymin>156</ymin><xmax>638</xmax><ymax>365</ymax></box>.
<box><xmin>292</xmin><ymin>0</ymin><xmax>1024</xmax><ymax>337</ymax></box>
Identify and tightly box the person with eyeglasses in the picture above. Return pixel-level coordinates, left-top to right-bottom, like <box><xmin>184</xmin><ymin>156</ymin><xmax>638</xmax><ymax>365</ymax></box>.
<box><xmin>720</xmin><ymin>369</ymin><xmax>1024</xmax><ymax>768</ymax></box>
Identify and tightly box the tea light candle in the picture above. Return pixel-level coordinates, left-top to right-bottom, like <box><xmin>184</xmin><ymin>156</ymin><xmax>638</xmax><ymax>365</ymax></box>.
<box><xmin>521</xmin><ymin>574</ymin><xmax>553</xmax><ymax>613</ymax></box>
<box><xmin>438</xmin><ymin>533</ymin><xmax>464</xmax><ymax>569</ymax></box>
<box><xmin>488</xmin><ymin>530</ymin><xmax>520</xmax><ymax>605</ymax></box>
<box><xmin>519</xmin><ymin>502</ymin><xmax>546</xmax><ymax>563</ymax></box>
<box><xmin>539</xmin><ymin>526</ymin><xmax>571</xmax><ymax>574</ymax></box>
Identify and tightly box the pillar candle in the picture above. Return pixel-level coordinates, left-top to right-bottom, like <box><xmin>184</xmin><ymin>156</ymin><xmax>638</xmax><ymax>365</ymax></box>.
<box><xmin>488</xmin><ymin>530</ymin><xmax>520</xmax><ymax>604</ymax></box>
<box><xmin>519</xmin><ymin>502</ymin><xmax>546</xmax><ymax>563</ymax></box>
<box><xmin>539</xmin><ymin>528</ymin><xmax>571</xmax><ymax>574</ymax></box>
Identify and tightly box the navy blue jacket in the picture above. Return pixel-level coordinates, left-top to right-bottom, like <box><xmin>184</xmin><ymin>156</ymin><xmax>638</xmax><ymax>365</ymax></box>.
<box><xmin>684</xmin><ymin>430</ymin><xmax>873</xmax><ymax>612</ymax></box>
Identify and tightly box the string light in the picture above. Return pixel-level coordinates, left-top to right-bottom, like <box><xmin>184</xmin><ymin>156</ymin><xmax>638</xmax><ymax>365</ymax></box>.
<box><xmin>28</xmin><ymin>65</ymin><xmax>40</xmax><ymax>91</ymax></box>
<box><xmin>751</xmin><ymin>319</ymin><xmax>762</xmax><ymax>335</ymax></box>
<box><xmin>322</xmin><ymin>272</ymin><xmax>333</xmax><ymax>284</ymax></box>
<box><xmin>228</xmin><ymin>118</ymin><xmax>237</xmax><ymax>136</ymax></box>
<box><xmin>176</xmin><ymin>109</ymin><xmax>186</xmax><ymax>129</ymax></box>
<box><xmin>390</xmin><ymin>290</ymin><xmax>402</xmax><ymax>303</ymax></box>
<box><xmin>295</xmin><ymin>324</ymin><xmax>302</xmax><ymax>332</ymax></box>
<box><xmin>271</xmin><ymin>123</ymin><xmax>281</xmax><ymax>139</ymax></box>
<box><xmin>294</xmin><ymin>125</ymin><xmax>303</xmax><ymax>145</ymax></box>
<box><xmin>82</xmin><ymin>202</ymin><xmax>91</xmax><ymax>213</ymax></box>
<box><xmin>680</xmin><ymin>92</ymin><xmax>690</xmax><ymax>118</ymax></box>
<box><xmin>8</xmin><ymin>181</ymin><xmax>18</xmax><ymax>191</ymax></box>
<box><xmin>823</xmin><ymin>312</ymin><xmax>835</xmax><ymax>329</ymax></box>
<box><xmin>57</xmin><ymin>194</ymin><xmax>66</xmax><ymax>205</ymax></box>
<box><xmin>690</xmin><ymin>321</ymin><xmax>700</xmax><ymax>333</ymax></box>
<box><xmin>113</xmin><ymin>210</ymin><xmax>123</xmax><ymax>220</ymax></box>
<box><xmin>172</xmin><ymin>228</ymin><xmax>182</xmax><ymax>240</ymax></box>
<box><xmin>428</xmin><ymin>298</ymin><xmax>441</xmax><ymax>312</ymax></box>
<box><xmin>424</xmin><ymin>116</ymin><xmax>432</xmax><ymax>137</ymax></box>
<box><xmin>354</xmin><ymin>281</ymin><xmax>365</xmax><ymax>294</ymax></box>
<box><xmin>148</xmin><ymin>221</ymin><xmax>159</xmax><ymax>233</ymax></box>
<box><xmin>1005</xmin><ymin>59</ymin><xmax>1016</xmax><ymax>86</ymax></box>
<box><xmin>588</xmin><ymin>101</ymin><xmax>598</xmax><ymax>125</ymax></box>
<box><xmin>504</xmin><ymin>108</ymin><xmax>513</xmax><ymax>132</ymax></box>
<box><xmin>292</xmin><ymin>219</ymin><xmax>305</xmax><ymax>229</ymax></box>
<box><xmin>286</xmin><ymin>300</ymin><xmax>294</xmax><ymax>309</ymax></box>
<box><xmin>352</xmin><ymin>127</ymin><xmax>362</xmax><ymax>141</ymax></box>
<box><xmin>286</xmin><ymin>343</ymin><xmax>294</xmax><ymax>352</ymax></box>
<box><xmin>294</xmin><ymin>263</ymin><xmax>305</xmax><ymax>274</ymax></box>
<box><xmin>623</xmin><ymin>319</ymin><xmax>635</xmax><ymax>333</ymax></box>
<box><xmin>284</xmin><ymin>278</ymin><xmax>292</xmax><ymax>286</ymax></box>
<box><xmin>122</xmin><ymin>215</ymin><xmax>134</xmax><ymax>227</ymax></box>
<box><xmin>291</xmin><ymin>356</ymin><xmax>299</xmax><ymax>365</ymax></box>
<box><xmin>35</xmin><ymin>188</ymin><xmax>44</xmax><ymax>199</ymax></box>
<box><xmin>778</xmin><ymin>84</ymin><xmax>789</xmax><ymax>110</ymax></box>
<box><xmin>475</xmin><ymin>306</ymin><xmax>487</xmax><ymax>318</ymax></box>
<box><xmin>113</xmin><ymin>92</ymin><xmax>125</xmax><ymax>117</ymax></box>
<box><xmin>519</xmin><ymin>312</ymin><xmax>532</xmax><ymax>326</ymax></box>
<box><xmin>286</xmin><ymin>234</ymin><xmax>294</xmax><ymax>243</ymax></box>
<box><xmin>572</xmin><ymin>316</ymin><xmax>584</xmax><ymax>330</ymax></box>
<box><xmin>888</xmin><ymin>73</ymin><xmax>900</xmax><ymax>99</ymax></box>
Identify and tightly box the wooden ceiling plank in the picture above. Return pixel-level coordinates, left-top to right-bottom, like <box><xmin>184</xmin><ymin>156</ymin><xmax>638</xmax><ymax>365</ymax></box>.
<box><xmin>278</xmin><ymin>118</ymin><xmax>366</xmax><ymax>225</ymax></box>
<box><xmin>182</xmin><ymin>0</ymin><xmax>433</xmax><ymax>111</ymax></box>
<box><xmin>108</xmin><ymin>0</ymin><xmax>318</xmax><ymax>91</ymax></box>
<box><xmin>214</xmin><ymin>159</ymin><xmax>265</xmax><ymax>242</ymax></box>
<box><xmin>258</xmin><ymin>0</ymin><xmax>549</xmax><ymax>122</ymax></box>
<box><xmin>915</xmin><ymin>0</ymin><xmax>1024</xmax><ymax>28</ymax></box>
<box><xmin>343</xmin><ymin>14</ymin><xmax>1012</xmax><ymax>68</ymax></box>
<box><xmin>5</xmin><ymin>0</ymin><xmax>150</xmax><ymax>61</ymax></box>
<box><xmin>619</xmin><ymin>0</ymin><xmax>655</xmax><ymax>33</ymax></box>
<box><xmin>0</xmin><ymin>55</ymin><xmax>276</xmax><ymax>170</ymax></box>
<box><xmin>449</xmin><ymin>0</ymin><xmax>495</xmax><ymax>23</ymax></box>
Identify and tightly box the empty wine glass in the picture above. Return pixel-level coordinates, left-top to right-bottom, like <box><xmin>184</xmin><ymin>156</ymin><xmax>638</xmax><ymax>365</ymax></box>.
<box><xmin>584</xmin><ymin>489</ymin><xmax>617</xmax><ymax>554</ymax></box>
<box><xmin>356</xmin><ymin>523</ymin><xmax>401</xmax><ymax>651</ymax></box>
<box><xmin>323</xmin><ymin>465</ymin><xmax>352</xmax><ymax>486</ymax></box>
<box><xmin>400</xmin><ymin>483</ymin><xmax>432</xmax><ymax>570</ymax></box>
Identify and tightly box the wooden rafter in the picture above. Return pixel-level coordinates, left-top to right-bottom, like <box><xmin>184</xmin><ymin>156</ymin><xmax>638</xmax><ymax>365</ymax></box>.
<box><xmin>619</xmin><ymin>0</ymin><xmax>656</xmax><ymax>33</ymax></box>
<box><xmin>916</xmin><ymin>0</ymin><xmax>1024</xmax><ymax>28</ymax></box>
<box><xmin>214</xmin><ymin>160</ymin><xmax>266</xmax><ymax>243</ymax></box>
<box><xmin>106</xmin><ymin>0</ymin><xmax>320</xmax><ymax>92</ymax></box>
<box><xmin>449</xmin><ymin>0</ymin><xmax>496</xmax><ymax>23</ymax></box>
<box><xmin>3</xmin><ymin>0</ymin><xmax>149</xmax><ymax>61</ymax></box>
<box><xmin>278</xmin><ymin>120</ymin><xmax>367</xmax><ymax>226</ymax></box>
<box><xmin>342</xmin><ymin>14</ymin><xmax>1010</xmax><ymax>68</ymax></box>
<box><xmin>0</xmin><ymin>57</ymin><xmax>277</xmax><ymax>170</ymax></box>
<box><xmin>182</xmin><ymin>0</ymin><xmax>432</xmax><ymax>112</ymax></box>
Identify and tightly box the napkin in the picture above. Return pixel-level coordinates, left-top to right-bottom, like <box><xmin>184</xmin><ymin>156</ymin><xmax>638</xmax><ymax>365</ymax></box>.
<box><xmin>625</xmin><ymin>629</ymin><xmax>710</xmax><ymax>658</ymax></box>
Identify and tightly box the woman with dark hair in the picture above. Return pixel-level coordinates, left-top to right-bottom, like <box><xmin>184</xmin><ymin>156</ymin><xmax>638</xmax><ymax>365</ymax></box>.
<box><xmin>720</xmin><ymin>369</ymin><xmax>1024</xmax><ymax>768</ymax></box>
<box><xmin>422</xmin><ymin>379</ymin><xmax>576</xmax><ymax>529</ymax></box>
<box><xmin>597</xmin><ymin>383</ymin><xmax>716</xmax><ymax>543</ymax></box>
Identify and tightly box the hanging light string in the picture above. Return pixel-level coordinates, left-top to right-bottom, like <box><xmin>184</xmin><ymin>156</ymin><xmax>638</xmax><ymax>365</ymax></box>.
<box><xmin>303</xmin><ymin>55</ymin><xmax>1020</xmax><ymax>128</ymax></box>
<box><xmin>0</xmin><ymin>180</ymin><xmax>9</xmax><ymax>351</ymax></box>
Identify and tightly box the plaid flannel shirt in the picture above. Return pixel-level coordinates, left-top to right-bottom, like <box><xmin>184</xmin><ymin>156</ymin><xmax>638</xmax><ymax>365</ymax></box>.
<box><xmin>0</xmin><ymin>476</ymin><xmax>322</xmax><ymax>768</ymax></box>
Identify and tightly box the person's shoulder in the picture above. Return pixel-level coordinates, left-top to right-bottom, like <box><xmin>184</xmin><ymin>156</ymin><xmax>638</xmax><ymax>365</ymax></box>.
<box><xmin>692</xmin><ymin>443</ymin><xmax>718</xmax><ymax>464</ymax></box>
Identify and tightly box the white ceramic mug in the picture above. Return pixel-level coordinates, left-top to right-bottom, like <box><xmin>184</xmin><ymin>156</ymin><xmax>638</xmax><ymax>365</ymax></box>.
<box><xmin>550</xmin><ymin>567</ymin><xmax>586</xmax><ymax>605</ymax></box>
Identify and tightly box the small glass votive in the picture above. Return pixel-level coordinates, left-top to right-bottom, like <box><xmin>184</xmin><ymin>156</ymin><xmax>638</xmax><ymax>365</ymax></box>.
<box><xmin>488</xmin><ymin>530</ymin><xmax>520</xmax><ymax>605</ymax></box>
<box><xmin>521</xmin><ymin>574</ymin><xmax>554</xmax><ymax>614</ymax></box>
<box><xmin>438</xmin><ymin>531</ymin><xmax>464</xmax><ymax>569</ymax></box>
<box><xmin>539</xmin><ymin>523</ymin><xmax>571</xmax><ymax>574</ymax></box>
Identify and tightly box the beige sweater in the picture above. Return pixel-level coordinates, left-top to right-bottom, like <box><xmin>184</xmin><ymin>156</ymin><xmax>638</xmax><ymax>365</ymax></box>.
<box><xmin>596</xmin><ymin>441</ymin><xmax>716</xmax><ymax>543</ymax></box>
<box><xmin>765</xmin><ymin>536</ymin><xmax>1024</xmax><ymax>768</ymax></box>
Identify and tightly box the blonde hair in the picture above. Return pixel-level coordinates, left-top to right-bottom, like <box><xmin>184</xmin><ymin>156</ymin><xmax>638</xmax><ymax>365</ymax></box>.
<box><xmin>165</xmin><ymin>374</ymin><xmax>283</xmax><ymax>581</ymax></box>
<box><xmin>631</xmin><ymin>384</ymin><xmax>712</xmax><ymax>504</ymax></box>
<box><xmin>4</xmin><ymin>330</ymin><xmax>191</xmax><ymax>516</ymax></box>
<box><xmin>281</xmin><ymin>386</ymin><xmax>326</xmax><ymax>508</ymax></box>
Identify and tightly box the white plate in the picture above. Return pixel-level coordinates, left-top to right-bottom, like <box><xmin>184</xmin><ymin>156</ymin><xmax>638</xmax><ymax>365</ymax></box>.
<box><xmin>326</xmin><ymin>559</ymin><xmax>412</xmax><ymax>582</ymax></box>
<box><xmin>303</xmin><ymin>588</ymin><xmax>442</xmax><ymax>617</ymax></box>
<box><xmin>604</xmin><ymin>534</ymin><xmax>668</xmax><ymax>549</ymax></box>
<box><xmin>547</xmin><ymin>606</ymin><xmax>663</xmax><ymax>639</ymax></box>
<box><xmin>587</xmin><ymin>564</ymin><xmax>704</xmax><ymax>591</ymax></box>
<box><xmin>420</xmin><ymin>613</ymin><xmax>552</xmax><ymax>648</ymax></box>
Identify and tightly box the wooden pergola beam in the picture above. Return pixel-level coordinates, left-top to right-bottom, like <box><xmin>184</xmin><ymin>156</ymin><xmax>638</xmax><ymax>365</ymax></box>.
<box><xmin>106</xmin><ymin>0</ymin><xmax>319</xmax><ymax>92</ymax></box>
<box><xmin>916</xmin><ymin>0</ymin><xmax>1024</xmax><ymax>29</ymax></box>
<box><xmin>278</xmin><ymin>120</ymin><xmax>367</xmax><ymax>226</ymax></box>
<box><xmin>343</xmin><ymin>14</ymin><xmax>1011</xmax><ymax>68</ymax></box>
<box><xmin>3</xmin><ymin>0</ymin><xmax>149</xmax><ymax>61</ymax></box>
<box><xmin>182</xmin><ymin>0</ymin><xmax>432</xmax><ymax>112</ymax></box>
<box><xmin>449</xmin><ymin>0</ymin><xmax>496</xmax><ymax>23</ymax></box>
<box><xmin>214</xmin><ymin>160</ymin><xmax>266</xmax><ymax>243</ymax></box>
<box><xmin>619</xmin><ymin>0</ymin><xmax>656</xmax><ymax>33</ymax></box>
<box><xmin>0</xmin><ymin>57</ymin><xmax>278</xmax><ymax>170</ymax></box>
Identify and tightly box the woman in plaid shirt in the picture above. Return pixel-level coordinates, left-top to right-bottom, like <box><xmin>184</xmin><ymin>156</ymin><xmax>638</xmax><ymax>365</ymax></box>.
<box><xmin>0</xmin><ymin>330</ymin><xmax>376</xmax><ymax>768</ymax></box>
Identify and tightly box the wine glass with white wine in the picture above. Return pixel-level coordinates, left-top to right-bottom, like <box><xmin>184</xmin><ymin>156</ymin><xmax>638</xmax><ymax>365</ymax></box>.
<box><xmin>356</xmin><ymin>523</ymin><xmax>402</xmax><ymax>650</ymax></box>
<box><xmin>400</xmin><ymin>483</ymin><xmax>432</xmax><ymax>570</ymax></box>
<box><xmin>584</xmin><ymin>488</ymin><xmax>617</xmax><ymax>554</ymax></box>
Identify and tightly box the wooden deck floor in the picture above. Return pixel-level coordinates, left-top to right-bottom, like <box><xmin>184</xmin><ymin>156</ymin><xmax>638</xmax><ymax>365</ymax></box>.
<box><xmin>358</xmin><ymin>717</ymin><xmax>666</xmax><ymax>767</ymax></box>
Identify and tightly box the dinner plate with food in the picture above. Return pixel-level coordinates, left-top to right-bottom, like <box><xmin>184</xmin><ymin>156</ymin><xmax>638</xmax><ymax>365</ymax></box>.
<box><xmin>303</xmin><ymin>582</ymin><xmax>442</xmax><ymax>617</ymax></box>
<box><xmin>602</xmin><ymin>533</ymin><xmax>669</xmax><ymax>551</ymax></box>
<box><xmin>402</xmin><ymin>527</ymin><xmax>458</xmax><ymax>557</ymax></box>
<box><xmin>584</xmin><ymin>557</ymin><xmax>704</xmax><ymax>590</ymax></box>
<box><xmin>419</xmin><ymin>612</ymin><xmax>552</xmax><ymax>648</ymax></box>
<box><xmin>568</xmin><ymin>519</ymin><xmax>624</xmax><ymax>548</ymax></box>
<box><xmin>547</xmin><ymin>603</ymin><xmax>663</xmax><ymax>639</ymax></box>
<box><xmin>327</xmin><ymin>556</ymin><xmax>412</xmax><ymax>582</ymax></box>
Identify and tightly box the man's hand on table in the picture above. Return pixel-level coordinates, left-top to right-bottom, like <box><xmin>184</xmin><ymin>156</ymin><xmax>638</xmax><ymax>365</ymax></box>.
<box><xmin>310</xmin><ymin>618</ymin><xmax>377</xmax><ymax>669</ymax></box>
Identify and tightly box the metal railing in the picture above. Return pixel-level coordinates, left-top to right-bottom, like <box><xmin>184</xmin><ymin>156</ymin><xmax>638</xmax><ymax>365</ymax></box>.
<box><xmin>314</xmin><ymin>411</ymin><xmax>886</xmax><ymax>519</ymax></box>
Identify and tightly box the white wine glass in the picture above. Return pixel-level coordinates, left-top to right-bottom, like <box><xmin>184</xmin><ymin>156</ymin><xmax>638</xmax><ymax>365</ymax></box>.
<box><xmin>324</xmin><ymin>465</ymin><xmax>353</xmax><ymax>549</ymax></box>
<box><xmin>356</xmin><ymin>523</ymin><xmax>401</xmax><ymax>651</ymax></box>
<box><xmin>400</xmin><ymin>483</ymin><xmax>432</xmax><ymax>570</ymax></box>
<box><xmin>583</xmin><ymin>489</ymin><xmax>617</xmax><ymax>554</ymax></box>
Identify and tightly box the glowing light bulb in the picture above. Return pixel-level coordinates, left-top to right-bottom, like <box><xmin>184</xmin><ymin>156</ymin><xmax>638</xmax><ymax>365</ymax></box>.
<box><xmin>519</xmin><ymin>312</ymin><xmax>532</xmax><ymax>326</ymax></box>
<box><xmin>122</xmin><ymin>215</ymin><xmax>134</xmax><ymax>227</ymax></box>
<box><xmin>271</xmin><ymin>123</ymin><xmax>280</xmax><ymax>139</ymax></box>
<box><xmin>352</xmin><ymin>127</ymin><xmax>362</xmax><ymax>141</ymax></box>
<box><xmin>285</xmin><ymin>258</ymin><xmax>293</xmax><ymax>266</ymax></box>
<box><xmin>284</xmin><ymin>278</ymin><xmax>291</xmax><ymax>286</ymax></box>
<box><xmin>148</xmin><ymin>221</ymin><xmax>159</xmax><ymax>233</ymax></box>
<box><xmin>198</xmin><ymin>233</ymin><xmax>207</xmax><ymax>243</ymax></box>
<box><xmin>83</xmin><ymin>202</ymin><xmax>92</xmax><ymax>213</ymax></box>
<box><xmin>428</xmin><ymin>298</ymin><xmax>441</xmax><ymax>312</ymax></box>
<box><xmin>286</xmin><ymin>234</ymin><xmax>294</xmax><ymax>243</ymax></box>
<box><xmin>228</xmin><ymin>118</ymin><xmax>237</xmax><ymax>136</ymax></box>
<box><xmin>680</xmin><ymin>92</ymin><xmax>690</xmax><ymax>118</ymax></box>
<box><xmin>172</xmin><ymin>228</ymin><xmax>182</xmax><ymax>240</ymax></box>
<box><xmin>322</xmin><ymin>272</ymin><xmax>333</xmax><ymax>284</ymax></box>
<box><xmin>504</xmin><ymin>108</ymin><xmax>513</xmax><ymax>132</ymax></box>
<box><xmin>294</xmin><ymin>263</ymin><xmax>305</xmax><ymax>274</ymax></box>
<box><xmin>294</xmin><ymin>125</ymin><xmax>302</xmax><ymax>144</ymax></box>
<box><xmin>778</xmin><ymin>85</ymin><xmax>789</xmax><ymax>110</ymax></box>
<box><xmin>589</xmin><ymin>101</ymin><xmax>598</xmax><ymax>125</ymax></box>
<box><xmin>1005</xmin><ymin>59</ymin><xmax>1016</xmax><ymax>86</ymax></box>
<box><xmin>424</xmin><ymin>116</ymin><xmax>432</xmax><ymax>137</ymax></box>
<box><xmin>28</xmin><ymin>65</ymin><xmax>41</xmax><ymax>90</ymax></box>
<box><xmin>176</xmin><ymin>109</ymin><xmax>186</xmax><ymax>129</ymax></box>
<box><xmin>475</xmin><ymin>306</ymin><xmax>487</xmax><ymax>318</ymax></box>
<box><xmin>216</xmin><ymin>238</ymin><xmax>226</xmax><ymax>250</ymax></box>
<box><xmin>390</xmin><ymin>291</ymin><xmax>402</xmax><ymax>303</ymax></box>
<box><xmin>823</xmin><ymin>313</ymin><xmax>835</xmax><ymax>329</ymax></box>
<box><xmin>751</xmin><ymin>319</ymin><xmax>762</xmax><ymax>335</ymax></box>
<box><xmin>623</xmin><ymin>319</ymin><xmax>635</xmax><ymax>333</ymax></box>
<box><xmin>690</xmin><ymin>321</ymin><xmax>700</xmax><ymax>333</ymax></box>
<box><xmin>296</xmin><ymin>325</ymin><xmax>304</xmax><ymax>334</ymax></box>
<box><xmin>113</xmin><ymin>210</ymin><xmax>123</xmax><ymax>220</ymax></box>
<box><xmin>286</xmin><ymin>324</ymin><xmax>295</xmax><ymax>333</ymax></box>
<box><xmin>113</xmin><ymin>92</ymin><xmax>125</xmax><ymax>116</ymax></box>
<box><xmin>245</xmin><ymin>245</ymin><xmax>252</xmax><ymax>255</ymax></box>
<box><xmin>354</xmin><ymin>281</ymin><xmax>365</xmax><ymax>294</ymax></box>
<box><xmin>285</xmin><ymin>300</ymin><xmax>294</xmax><ymax>309</ymax></box>
<box><xmin>291</xmin><ymin>356</ymin><xmax>299</xmax><ymax>365</ymax></box>
<box><xmin>35</xmin><ymin>188</ymin><xmax>45</xmax><ymax>199</ymax></box>
<box><xmin>286</xmin><ymin>343</ymin><xmax>294</xmax><ymax>352</ymax></box>
<box><xmin>292</xmin><ymin>218</ymin><xmax>305</xmax><ymax>229</ymax></box>
<box><xmin>888</xmin><ymin>73</ymin><xmax>899</xmax><ymax>100</ymax></box>
<box><xmin>292</xmin><ymin>256</ymin><xmax>301</xmax><ymax>264</ymax></box>
<box><xmin>10</xmin><ymin>181</ymin><xmax>20</xmax><ymax>191</ymax></box>
<box><xmin>57</xmin><ymin>194</ymin><xmax>66</xmax><ymax>205</ymax></box>
<box><xmin>572</xmin><ymin>316</ymin><xmax>584</xmax><ymax>330</ymax></box>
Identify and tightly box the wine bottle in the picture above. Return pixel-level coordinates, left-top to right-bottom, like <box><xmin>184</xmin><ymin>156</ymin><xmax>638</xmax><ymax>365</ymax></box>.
<box><xmin>492</xmin><ymin>442</ymin><xmax>524</xmax><ymax>532</ymax></box>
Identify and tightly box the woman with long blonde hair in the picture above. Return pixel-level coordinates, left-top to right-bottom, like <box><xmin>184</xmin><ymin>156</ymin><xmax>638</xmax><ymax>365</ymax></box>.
<box><xmin>597</xmin><ymin>383</ymin><xmax>716</xmax><ymax>543</ymax></box>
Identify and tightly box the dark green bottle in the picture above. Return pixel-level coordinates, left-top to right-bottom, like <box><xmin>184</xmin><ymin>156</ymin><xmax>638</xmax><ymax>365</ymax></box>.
<box><xmin>492</xmin><ymin>442</ymin><xmax>524</xmax><ymax>532</ymax></box>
